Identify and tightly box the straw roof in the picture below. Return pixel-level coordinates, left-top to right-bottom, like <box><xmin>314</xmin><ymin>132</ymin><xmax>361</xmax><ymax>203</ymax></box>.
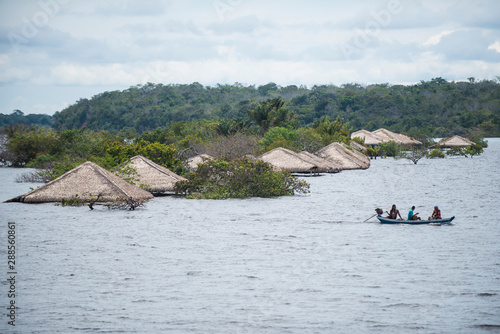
<box><xmin>351</xmin><ymin>130</ymin><xmax>383</xmax><ymax>145</ymax></box>
<box><xmin>438</xmin><ymin>135</ymin><xmax>474</xmax><ymax>147</ymax></box>
<box><xmin>4</xmin><ymin>161</ymin><xmax>153</xmax><ymax>203</ymax></box>
<box><xmin>350</xmin><ymin>141</ymin><xmax>368</xmax><ymax>152</ymax></box>
<box><xmin>315</xmin><ymin>142</ymin><xmax>370</xmax><ymax>170</ymax></box>
<box><xmin>186</xmin><ymin>154</ymin><xmax>213</xmax><ymax>170</ymax></box>
<box><xmin>258</xmin><ymin>147</ymin><xmax>317</xmax><ymax>173</ymax></box>
<box><xmin>298</xmin><ymin>151</ymin><xmax>340</xmax><ymax>173</ymax></box>
<box><xmin>372</xmin><ymin>128</ymin><xmax>422</xmax><ymax>145</ymax></box>
<box><xmin>372</xmin><ymin>128</ymin><xmax>405</xmax><ymax>144</ymax></box>
<box><xmin>399</xmin><ymin>133</ymin><xmax>422</xmax><ymax>146</ymax></box>
<box><xmin>339</xmin><ymin>143</ymin><xmax>370</xmax><ymax>169</ymax></box>
<box><xmin>124</xmin><ymin>155</ymin><xmax>186</xmax><ymax>194</ymax></box>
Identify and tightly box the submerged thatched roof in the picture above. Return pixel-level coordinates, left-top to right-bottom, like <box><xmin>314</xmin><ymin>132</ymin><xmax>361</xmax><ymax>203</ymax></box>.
<box><xmin>258</xmin><ymin>147</ymin><xmax>317</xmax><ymax>173</ymax></box>
<box><xmin>372</xmin><ymin>128</ymin><xmax>422</xmax><ymax>146</ymax></box>
<box><xmin>124</xmin><ymin>155</ymin><xmax>186</xmax><ymax>194</ymax></box>
<box><xmin>350</xmin><ymin>141</ymin><xmax>368</xmax><ymax>152</ymax></box>
<box><xmin>298</xmin><ymin>151</ymin><xmax>340</xmax><ymax>173</ymax></box>
<box><xmin>186</xmin><ymin>154</ymin><xmax>213</xmax><ymax>170</ymax></box>
<box><xmin>438</xmin><ymin>135</ymin><xmax>474</xmax><ymax>147</ymax></box>
<box><xmin>315</xmin><ymin>142</ymin><xmax>370</xmax><ymax>170</ymax></box>
<box><xmin>4</xmin><ymin>161</ymin><xmax>154</xmax><ymax>203</ymax></box>
<box><xmin>351</xmin><ymin>130</ymin><xmax>383</xmax><ymax>146</ymax></box>
<box><xmin>344</xmin><ymin>144</ymin><xmax>371</xmax><ymax>169</ymax></box>
<box><xmin>398</xmin><ymin>133</ymin><xmax>422</xmax><ymax>146</ymax></box>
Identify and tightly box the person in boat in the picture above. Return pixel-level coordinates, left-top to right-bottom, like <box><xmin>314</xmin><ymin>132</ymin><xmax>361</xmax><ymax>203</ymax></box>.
<box><xmin>408</xmin><ymin>206</ymin><xmax>421</xmax><ymax>220</ymax></box>
<box><xmin>429</xmin><ymin>206</ymin><xmax>442</xmax><ymax>220</ymax></box>
<box><xmin>386</xmin><ymin>204</ymin><xmax>402</xmax><ymax>220</ymax></box>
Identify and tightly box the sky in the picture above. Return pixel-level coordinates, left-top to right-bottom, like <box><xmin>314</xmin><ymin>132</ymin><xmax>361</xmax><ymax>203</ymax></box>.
<box><xmin>1</xmin><ymin>0</ymin><xmax>500</xmax><ymax>116</ymax></box>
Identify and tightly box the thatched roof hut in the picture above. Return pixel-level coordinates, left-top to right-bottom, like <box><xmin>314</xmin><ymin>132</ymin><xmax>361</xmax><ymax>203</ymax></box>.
<box><xmin>338</xmin><ymin>143</ymin><xmax>370</xmax><ymax>169</ymax></box>
<box><xmin>258</xmin><ymin>147</ymin><xmax>317</xmax><ymax>173</ymax></box>
<box><xmin>186</xmin><ymin>154</ymin><xmax>213</xmax><ymax>171</ymax></box>
<box><xmin>372</xmin><ymin>128</ymin><xmax>421</xmax><ymax>145</ymax></box>
<box><xmin>399</xmin><ymin>133</ymin><xmax>422</xmax><ymax>146</ymax></box>
<box><xmin>350</xmin><ymin>141</ymin><xmax>368</xmax><ymax>152</ymax></box>
<box><xmin>351</xmin><ymin>130</ymin><xmax>383</xmax><ymax>146</ymax></box>
<box><xmin>298</xmin><ymin>151</ymin><xmax>340</xmax><ymax>173</ymax></box>
<box><xmin>4</xmin><ymin>161</ymin><xmax>153</xmax><ymax>203</ymax></box>
<box><xmin>315</xmin><ymin>142</ymin><xmax>370</xmax><ymax>170</ymax></box>
<box><xmin>124</xmin><ymin>155</ymin><xmax>186</xmax><ymax>194</ymax></box>
<box><xmin>438</xmin><ymin>135</ymin><xmax>474</xmax><ymax>147</ymax></box>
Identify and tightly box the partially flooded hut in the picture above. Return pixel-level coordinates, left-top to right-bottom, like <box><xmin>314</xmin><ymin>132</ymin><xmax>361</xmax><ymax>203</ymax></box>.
<box><xmin>438</xmin><ymin>135</ymin><xmax>474</xmax><ymax>147</ymax></box>
<box><xmin>343</xmin><ymin>144</ymin><xmax>371</xmax><ymax>169</ymax></box>
<box><xmin>351</xmin><ymin>130</ymin><xmax>383</xmax><ymax>146</ymax></box>
<box><xmin>397</xmin><ymin>133</ymin><xmax>422</xmax><ymax>146</ymax></box>
<box><xmin>258</xmin><ymin>147</ymin><xmax>317</xmax><ymax>173</ymax></box>
<box><xmin>4</xmin><ymin>161</ymin><xmax>154</xmax><ymax>203</ymax></box>
<box><xmin>372</xmin><ymin>128</ymin><xmax>421</xmax><ymax>146</ymax></box>
<box><xmin>349</xmin><ymin>141</ymin><xmax>368</xmax><ymax>153</ymax></box>
<box><xmin>298</xmin><ymin>151</ymin><xmax>340</xmax><ymax>173</ymax></box>
<box><xmin>315</xmin><ymin>142</ymin><xmax>370</xmax><ymax>170</ymax></box>
<box><xmin>124</xmin><ymin>155</ymin><xmax>186</xmax><ymax>194</ymax></box>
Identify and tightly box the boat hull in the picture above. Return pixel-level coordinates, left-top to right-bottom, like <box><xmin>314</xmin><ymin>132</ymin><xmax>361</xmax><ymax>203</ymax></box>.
<box><xmin>377</xmin><ymin>216</ymin><xmax>455</xmax><ymax>225</ymax></box>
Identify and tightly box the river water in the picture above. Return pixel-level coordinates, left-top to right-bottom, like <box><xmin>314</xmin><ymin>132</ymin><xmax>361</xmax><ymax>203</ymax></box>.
<box><xmin>1</xmin><ymin>139</ymin><xmax>499</xmax><ymax>333</ymax></box>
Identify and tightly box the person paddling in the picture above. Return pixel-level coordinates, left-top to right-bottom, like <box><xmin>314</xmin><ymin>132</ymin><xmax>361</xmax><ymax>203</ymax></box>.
<box><xmin>408</xmin><ymin>206</ymin><xmax>421</xmax><ymax>220</ymax></box>
<box><xmin>386</xmin><ymin>204</ymin><xmax>402</xmax><ymax>220</ymax></box>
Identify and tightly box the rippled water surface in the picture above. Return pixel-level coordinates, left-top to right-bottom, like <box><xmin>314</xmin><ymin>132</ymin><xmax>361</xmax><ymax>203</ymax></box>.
<box><xmin>1</xmin><ymin>139</ymin><xmax>500</xmax><ymax>333</ymax></box>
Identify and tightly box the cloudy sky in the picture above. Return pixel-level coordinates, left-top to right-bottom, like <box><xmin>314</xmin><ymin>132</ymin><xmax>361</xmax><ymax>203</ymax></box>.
<box><xmin>1</xmin><ymin>0</ymin><xmax>500</xmax><ymax>115</ymax></box>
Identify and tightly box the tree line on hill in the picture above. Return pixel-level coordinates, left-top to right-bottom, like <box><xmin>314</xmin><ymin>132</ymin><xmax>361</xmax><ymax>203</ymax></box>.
<box><xmin>1</xmin><ymin>77</ymin><xmax>499</xmax><ymax>137</ymax></box>
<box><xmin>0</xmin><ymin>78</ymin><xmax>496</xmax><ymax>187</ymax></box>
<box><xmin>0</xmin><ymin>110</ymin><xmax>53</xmax><ymax>127</ymax></box>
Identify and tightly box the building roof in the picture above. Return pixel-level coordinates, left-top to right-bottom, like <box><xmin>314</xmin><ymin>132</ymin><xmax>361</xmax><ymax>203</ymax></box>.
<box><xmin>257</xmin><ymin>147</ymin><xmax>317</xmax><ymax>173</ymax></box>
<box><xmin>372</xmin><ymin>128</ymin><xmax>422</xmax><ymax>145</ymax></box>
<box><xmin>351</xmin><ymin>130</ymin><xmax>383</xmax><ymax>145</ymax></box>
<box><xmin>349</xmin><ymin>141</ymin><xmax>368</xmax><ymax>152</ymax></box>
<box><xmin>438</xmin><ymin>135</ymin><xmax>475</xmax><ymax>147</ymax></box>
<box><xmin>124</xmin><ymin>155</ymin><xmax>186</xmax><ymax>194</ymax></box>
<box><xmin>315</xmin><ymin>142</ymin><xmax>370</xmax><ymax>170</ymax></box>
<box><xmin>338</xmin><ymin>143</ymin><xmax>370</xmax><ymax>169</ymax></box>
<box><xmin>4</xmin><ymin>161</ymin><xmax>154</xmax><ymax>203</ymax></box>
<box><xmin>298</xmin><ymin>151</ymin><xmax>340</xmax><ymax>173</ymax></box>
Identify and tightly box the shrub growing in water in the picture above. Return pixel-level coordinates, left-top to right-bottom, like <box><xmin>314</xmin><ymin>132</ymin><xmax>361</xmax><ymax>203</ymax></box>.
<box><xmin>428</xmin><ymin>148</ymin><xmax>445</xmax><ymax>158</ymax></box>
<box><xmin>378</xmin><ymin>141</ymin><xmax>399</xmax><ymax>157</ymax></box>
<box><xmin>174</xmin><ymin>158</ymin><xmax>310</xmax><ymax>199</ymax></box>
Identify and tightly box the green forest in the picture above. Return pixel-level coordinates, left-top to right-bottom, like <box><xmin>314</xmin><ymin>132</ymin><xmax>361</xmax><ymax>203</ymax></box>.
<box><xmin>1</xmin><ymin>78</ymin><xmax>496</xmax><ymax>198</ymax></box>
<box><xmin>2</xmin><ymin>77</ymin><xmax>500</xmax><ymax>137</ymax></box>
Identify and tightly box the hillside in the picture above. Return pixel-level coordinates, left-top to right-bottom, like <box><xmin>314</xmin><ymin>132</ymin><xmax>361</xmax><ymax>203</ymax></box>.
<box><xmin>4</xmin><ymin>78</ymin><xmax>500</xmax><ymax>137</ymax></box>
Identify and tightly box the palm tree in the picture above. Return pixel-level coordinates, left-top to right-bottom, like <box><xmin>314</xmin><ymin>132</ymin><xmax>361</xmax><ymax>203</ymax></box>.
<box><xmin>247</xmin><ymin>98</ymin><xmax>297</xmax><ymax>133</ymax></box>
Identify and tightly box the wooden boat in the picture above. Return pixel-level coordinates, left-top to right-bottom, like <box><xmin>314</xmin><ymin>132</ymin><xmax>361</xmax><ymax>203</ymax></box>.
<box><xmin>377</xmin><ymin>216</ymin><xmax>455</xmax><ymax>225</ymax></box>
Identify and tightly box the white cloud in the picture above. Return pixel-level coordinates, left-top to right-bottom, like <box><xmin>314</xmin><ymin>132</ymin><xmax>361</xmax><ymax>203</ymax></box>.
<box><xmin>488</xmin><ymin>41</ymin><xmax>500</xmax><ymax>53</ymax></box>
<box><xmin>29</xmin><ymin>63</ymin><xmax>137</xmax><ymax>86</ymax></box>
<box><xmin>0</xmin><ymin>54</ymin><xmax>32</xmax><ymax>83</ymax></box>
<box><xmin>423</xmin><ymin>30</ymin><xmax>455</xmax><ymax>46</ymax></box>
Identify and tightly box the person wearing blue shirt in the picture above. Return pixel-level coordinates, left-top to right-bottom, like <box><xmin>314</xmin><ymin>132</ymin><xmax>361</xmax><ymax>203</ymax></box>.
<box><xmin>408</xmin><ymin>206</ymin><xmax>421</xmax><ymax>220</ymax></box>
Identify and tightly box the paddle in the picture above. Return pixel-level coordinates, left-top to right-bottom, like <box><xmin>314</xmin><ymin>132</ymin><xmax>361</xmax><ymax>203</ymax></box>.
<box><xmin>363</xmin><ymin>213</ymin><xmax>378</xmax><ymax>222</ymax></box>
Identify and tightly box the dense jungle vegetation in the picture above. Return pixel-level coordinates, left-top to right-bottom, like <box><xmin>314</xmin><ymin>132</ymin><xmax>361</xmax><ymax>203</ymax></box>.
<box><xmin>2</xmin><ymin>78</ymin><xmax>500</xmax><ymax>137</ymax></box>
<box><xmin>0</xmin><ymin>78</ymin><xmax>497</xmax><ymax>189</ymax></box>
